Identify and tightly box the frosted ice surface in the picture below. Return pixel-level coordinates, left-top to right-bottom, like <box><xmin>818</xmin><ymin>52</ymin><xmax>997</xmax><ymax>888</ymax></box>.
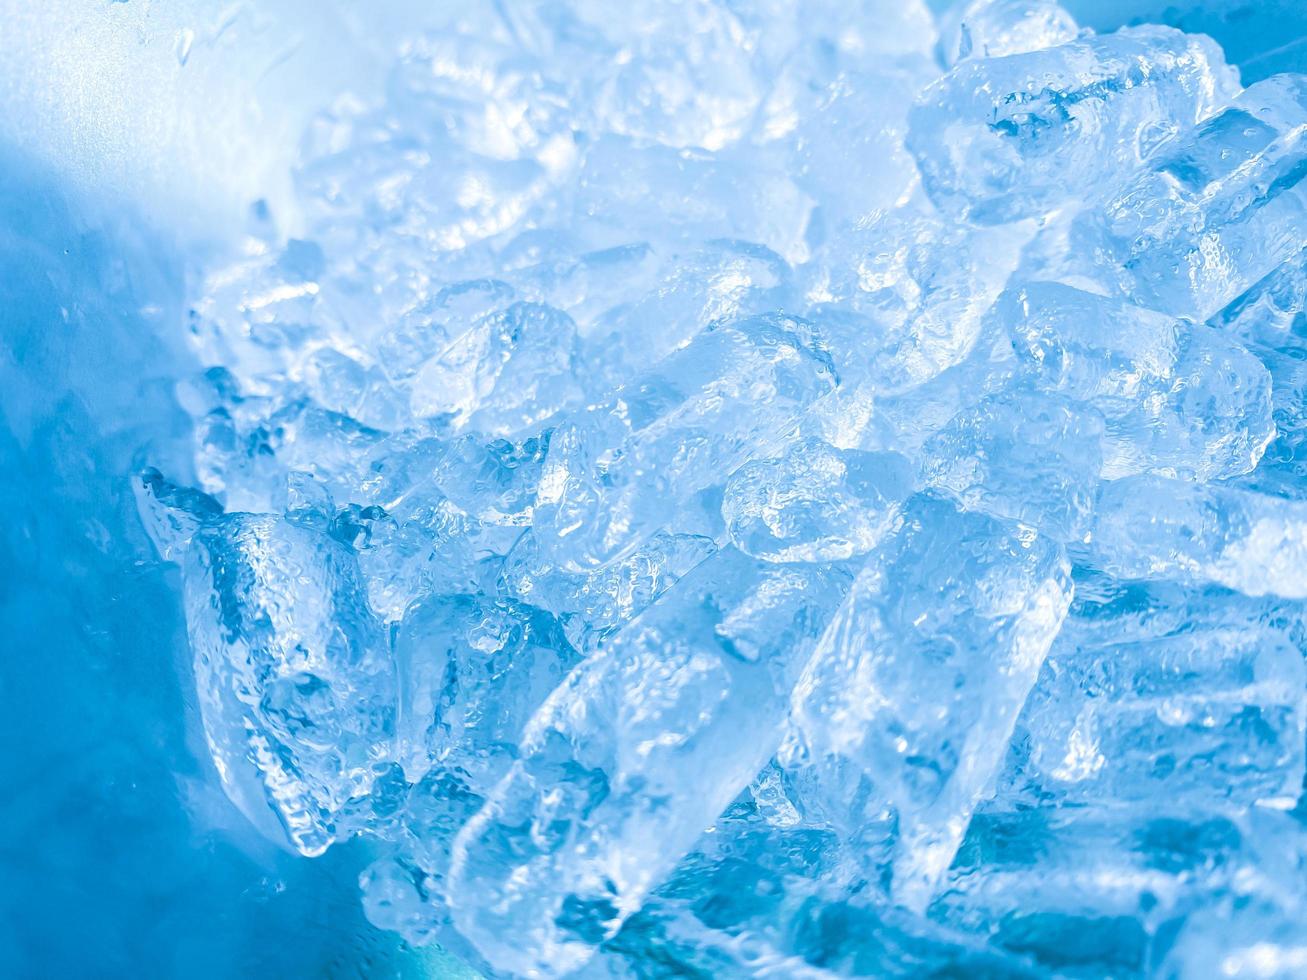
<box><xmin>119</xmin><ymin>1</ymin><xmax>1307</xmax><ymax>975</ymax></box>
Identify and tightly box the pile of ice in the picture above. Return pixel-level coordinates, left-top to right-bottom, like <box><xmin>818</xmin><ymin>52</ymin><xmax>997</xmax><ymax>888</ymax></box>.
<box><xmin>136</xmin><ymin>0</ymin><xmax>1307</xmax><ymax>975</ymax></box>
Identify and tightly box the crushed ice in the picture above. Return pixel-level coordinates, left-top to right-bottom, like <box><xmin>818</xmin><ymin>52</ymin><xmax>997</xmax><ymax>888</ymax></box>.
<box><xmin>135</xmin><ymin>0</ymin><xmax>1307</xmax><ymax>975</ymax></box>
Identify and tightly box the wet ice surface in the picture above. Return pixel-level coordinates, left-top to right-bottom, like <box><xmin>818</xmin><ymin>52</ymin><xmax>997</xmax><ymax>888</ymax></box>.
<box><xmin>125</xmin><ymin>0</ymin><xmax>1307</xmax><ymax>975</ymax></box>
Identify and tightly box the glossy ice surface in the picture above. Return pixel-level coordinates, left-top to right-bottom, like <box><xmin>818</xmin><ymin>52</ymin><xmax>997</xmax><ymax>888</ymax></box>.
<box><xmin>12</xmin><ymin>0</ymin><xmax>1307</xmax><ymax>977</ymax></box>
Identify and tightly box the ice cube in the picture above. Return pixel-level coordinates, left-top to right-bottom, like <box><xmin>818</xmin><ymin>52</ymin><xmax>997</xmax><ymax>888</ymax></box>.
<box><xmin>919</xmin><ymin>391</ymin><xmax>1104</xmax><ymax>541</ymax></box>
<box><xmin>410</xmin><ymin>301</ymin><xmax>584</xmax><ymax>436</ymax></box>
<box><xmin>936</xmin><ymin>806</ymin><xmax>1299</xmax><ymax>973</ymax></box>
<box><xmin>1002</xmin><ymin>282</ymin><xmax>1274</xmax><ymax>481</ymax></box>
<box><xmin>181</xmin><ymin>513</ymin><xmax>395</xmax><ymax>856</ymax></box>
<box><xmin>394</xmin><ymin>593</ymin><xmax>579</xmax><ymax>786</ymax></box>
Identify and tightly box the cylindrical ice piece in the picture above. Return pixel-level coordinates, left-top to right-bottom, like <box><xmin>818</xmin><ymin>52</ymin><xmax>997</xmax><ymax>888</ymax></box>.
<box><xmin>789</xmin><ymin>494</ymin><xmax>1073</xmax><ymax>911</ymax></box>
<box><xmin>1089</xmin><ymin>474</ymin><xmax>1307</xmax><ymax>598</ymax></box>
<box><xmin>1005</xmin><ymin>577</ymin><xmax>1306</xmax><ymax>811</ymax></box>
<box><xmin>1001</xmin><ymin>282</ymin><xmax>1274</xmax><ymax>482</ymax></box>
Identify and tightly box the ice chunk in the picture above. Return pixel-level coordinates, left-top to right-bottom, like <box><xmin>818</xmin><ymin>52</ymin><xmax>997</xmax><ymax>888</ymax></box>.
<box><xmin>587</xmin><ymin>3</ymin><xmax>764</xmax><ymax>152</ymax></box>
<box><xmin>1213</xmin><ymin>246</ymin><xmax>1307</xmax><ymax>349</ymax></box>
<box><xmin>383</xmin><ymin>31</ymin><xmax>572</xmax><ymax>162</ymax></box>
<box><xmin>1002</xmin><ymin>282</ymin><xmax>1274</xmax><ymax>481</ymax></box>
<box><xmin>430</xmin><ymin>430</ymin><xmax>551</xmax><ymax>525</ymax></box>
<box><xmin>1212</xmin><ymin>248</ymin><xmax>1307</xmax><ymax>497</ymax></box>
<box><xmin>394</xmin><ymin>593</ymin><xmax>579</xmax><ymax>787</ymax></box>
<box><xmin>179</xmin><ymin>370</ymin><xmax>396</xmax><ymax>514</ymax></box>
<box><xmin>359</xmin><ymin>769</ymin><xmax>494</xmax><ymax>948</ymax></box>
<box><xmin>532</xmin><ymin>313</ymin><xmax>837</xmax><ymax>572</ymax></box>
<box><xmin>503</xmin><ymin>241</ymin><xmax>660</xmax><ymax>332</ymax></box>
<box><xmin>818</xmin><ymin>317</ymin><xmax>1018</xmax><ymax>458</ymax></box>
<box><xmin>447</xmin><ymin>549</ymin><xmax>851</xmax><ymax>975</ymax></box>
<box><xmin>1089</xmin><ymin>475</ymin><xmax>1307</xmax><ymax>597</ymax></box>
<box><xmin>181</xmin><ymin>513</ymin><xmax>395</xmax><ymax>856</ymax></box>
<box><xmin>920</xmin><ymin>391</ymin><xmax>1104</xmax><ymax>541</ymax></box>
<box><xmin>1004</xmin><ymin>574</ymin><xmax>1306</xmax><ymax>810</ymax></box>
<box><xmin>1097</xmin><ymin>74</ymin><xmax>1307</xmax><ymax>320</ymax></box>
<box><xmin>307</xmin><ymin>434</ymin><xmax>528</xmax><ymax>623</ymax></box>
<box><xmin>1213</xmin><ymin>247</ymin><xmax>1307</xmax><ymax>445</ymax></box>
<box><xmin>1002</xmin><ymin>282</ymin><xmax>1182</xmax><ymax>410</ymax></box>
<box><xmin>133</xmin><ymin>466</ymin><xmax>224</xmax><ymax>562</ymax></box>
<box><xmin>350</xmin><ymin>496</ymin><xmax>510</xmax><ymax>625</ymax></box>
<box><xmin>744</xmin><ymin>0</ymin><xmax>937</xmax><ymax>229</ymax></box>
<box><xmin>374</xmin><ymin>278</ymin><xmax>515</xmax><ymax>387</ymax></box>
<box><xmin>410</xmin><ymin>301</ymin><xmax>583</xmax><ymax>436</ymax></box>
<box><xmin>722</xmin><ymin>437</ymin><xmax>914</xmax><ymax>563</ymax></box>
<box><xmin>789</xmin><ymin>494</ymin><xmax>1073</xmax><ymax>911</ymax></box>
<box><xmin>908</xmin><ymin>26</ymin><xmax>1237</xmax><ymax>224</ymax></box>
<box><xmin>937</xmin><ymin>0</ymin><xmax>1080</xmax><ymax>67</ymax></box>
<box><xmin>1102</xmin><ymin>323</ymin><xmax>1274</xmax><ymax>481</ymax></box>
<box><xmin>187</xmin><ymin>237</ymin><xmax>340</xmax><ymax>394</ymax></box>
